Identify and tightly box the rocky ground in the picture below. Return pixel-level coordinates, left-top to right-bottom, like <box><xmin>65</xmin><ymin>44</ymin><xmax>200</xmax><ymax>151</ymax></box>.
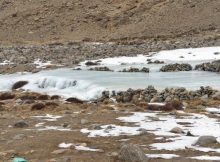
<box><xmin>0</xmin><ymin>0</ymin><xmax>220</xmax><ymax>161</ymax></box>
<box><xmin>0</xmin><ymin>90</ymin><xmax>220</xmax><ymax>162</ymax></box>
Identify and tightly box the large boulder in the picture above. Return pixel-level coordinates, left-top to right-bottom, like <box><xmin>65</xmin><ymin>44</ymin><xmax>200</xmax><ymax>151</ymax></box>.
<box><xmin>118</xmin><ymin>143</ymin><xmax>148</xmax><ymax>162</ymax></box>
<box><xmin>12</xmin><ymin>81</ymin><xmax>28</xmax><ymax>90</ymax></box>
<box><xmin>195</xmin><ymin>136</ymin><xmax>218</xmax><ymax>147</ymax></box>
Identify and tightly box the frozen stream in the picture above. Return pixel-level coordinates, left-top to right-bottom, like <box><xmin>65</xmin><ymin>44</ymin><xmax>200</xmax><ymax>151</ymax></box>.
<box><xmin>0</xmin><ymin>47</ymin><xmax>220</xmax><ymax>100</ymax></box>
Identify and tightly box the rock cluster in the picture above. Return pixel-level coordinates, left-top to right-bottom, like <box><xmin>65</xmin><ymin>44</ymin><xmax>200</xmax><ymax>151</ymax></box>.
<box><xmin>99</xmin><ymin>86</ymin><xmax>217</xmax><ymax>103</ymax></box>
<box><xmin>195</xmin><ymin>60</ymin><xmax>220</xmax><ymax>72</ymax></box>
<box><xmin>89</xmin><ymin>66</ymin><xmax>113</xmax><ymax>72</ymax></box>
<box><xmin>160</xmin><ymin>63</ymin><xmax>192</xmax><ymax>72</ymax></box>
<box><xmin>119</xmin><ymin>67</ymin><xmax>149</xmax><ymax>73</ymax></box>
<box><xmin>147</xmin><ymin>60</ymin><xmax>164</xmax><ymax>64</ymax></box>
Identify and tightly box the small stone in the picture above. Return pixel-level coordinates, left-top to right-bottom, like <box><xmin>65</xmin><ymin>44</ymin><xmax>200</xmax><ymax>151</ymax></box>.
<box><xmin>80</xmin><ymin>119</ymin><xmax>89</xmax><ymax>125</ymax></box>
<box><xmin>110</xmin><ymin>152</ymin><xmax>118</xmax><ymax>157</ymax></box>
<box><xmin>186</xmin><ymin>131</ymin><xmax>194</xmax><ymax>136</ymax></box>
<box><xmin>14</xmin><ymin>120</ymin><xmax>29</xmax><ymax>128</ymax></box>
<box><xmin>80</xmin><ymin>143</ymin><xmax>87</xmax><ymax>147</ymax></box>
<box><xmin>170</xmin><ymin>127</ymin><xmax>184</xmax><ymax>134</ymax></box>
<box><xmin>51</xmin><ymin>149</ymin><xmax>69</xmax><ymax>154</ymax></box>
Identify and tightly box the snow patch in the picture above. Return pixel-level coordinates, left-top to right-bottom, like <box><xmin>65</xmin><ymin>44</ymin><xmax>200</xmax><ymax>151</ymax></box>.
<box><xmin>189</xmin><ymin>155</ymin><xmax>220</xmax><ymax>161</ymax></box>
<box><xmin>75</xmin><ymin>146</ymin><xmax>102</xmax><ymax>152</ymax></box>
<box><xmin>146</xmin><ymin>154</ymin><xmax>179</xmax><ymax>159</ymax></box>
<box><xmin>33</xmin><ymin>114</ymin><xmax>62</xmax><ymax>121</ymax></box>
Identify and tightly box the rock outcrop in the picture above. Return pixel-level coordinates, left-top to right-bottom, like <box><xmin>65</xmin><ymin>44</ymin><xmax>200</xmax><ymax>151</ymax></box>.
<box><xmin>160</xmin><ymin>63</ymin><xmax>192</xmax><ymax>72</ymax></box>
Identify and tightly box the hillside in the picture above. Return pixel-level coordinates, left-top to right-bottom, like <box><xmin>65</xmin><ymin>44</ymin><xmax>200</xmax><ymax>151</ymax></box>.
<box><xmin>0</xmin><ymin>0</ymin><xmax>219</xmax><ymax>44</ymax></box>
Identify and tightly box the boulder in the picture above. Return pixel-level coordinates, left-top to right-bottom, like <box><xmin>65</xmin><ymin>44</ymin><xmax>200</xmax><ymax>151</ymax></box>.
<box><xmin>66</xmin><ymin>97</ymin><xmax>84</xmax><ymax>104</ymax></box>
<box><xmin>38</xmin><ymin>94</ymin><xmax>50</xmax><ymax>100</ymax></box>
<box><xmin>0</xmin><ymin>92</ymin><xmax>15</xmax><ymax>100</ymax></box>
<box><xmin>51</xmin><ymin>95</ymin><xmax>60</xmax><ymax>100</ymax></box>
<box><xmin>195</xmin><ymin>136</ymin><xmax>218</xmax><ymax>147</ymax></box>
<box><xmin>14</xmin><ymin>120</ymin><xmax>29</xmax><ymax>128</ymax></box>
<box><xmin>12</xmin><ymin>81</ymin><xmax>28</xmax><ymax>90</ymax></box>
<box><xmin>212</xmin><ymin>92</ymin><xmax>220</xmax><ymax>100</ymax></box>
<box><xmin>118</xmin><ymin>143</ymin><xmax>148</xmax><ymax>162</ymax></box>
<box><xmin>170</xmin><ymin>127</ymin><xmax>184</xmax><ymax>134</ymax></box>
<box><xmin>148</xmin><ymin>100</ymin><xmax>183</xmax><ymax>111</ymax></box>
<box><xmin>85</xmin><ymin>61</ymin><xmax>99</xmax><ymax>66</ymax></box>
<box><xmin>31</xmin><ymin>102</ymin><xmax>46</xmax><ymax>110</ymax></box>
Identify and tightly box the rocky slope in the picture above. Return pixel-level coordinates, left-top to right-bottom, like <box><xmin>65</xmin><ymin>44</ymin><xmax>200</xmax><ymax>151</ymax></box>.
<box><xmin>0</xmin><ymin>0</ymin><xmax>219</xmax><ymax>44</ymax></box>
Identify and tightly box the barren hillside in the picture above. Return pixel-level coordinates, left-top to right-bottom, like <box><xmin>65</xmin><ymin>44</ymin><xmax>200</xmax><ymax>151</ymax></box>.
<box><xmin>0</xmin><ymin>0</ymin><xmax>219</xmax><ymax>44</ymax></box>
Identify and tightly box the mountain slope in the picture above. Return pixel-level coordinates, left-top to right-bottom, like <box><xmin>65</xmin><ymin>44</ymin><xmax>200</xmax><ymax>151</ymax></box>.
<box><xmin>0</xmin><ymin>0</ymin><xmax>219</xmax><ymax>44</ymax></box>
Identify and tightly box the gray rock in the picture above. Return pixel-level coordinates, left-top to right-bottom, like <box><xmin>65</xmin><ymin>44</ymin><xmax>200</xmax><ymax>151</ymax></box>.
<box><xmin>212</xmin><ymin>92</ymin><xmax>220</xmax><ymax>100</ymax></box>
<box><xmin>14</xmin><ymin>120</ymin><xmax>29</xmax><ymax>128</ymax></box>
<box><xmin>195</xmin><ymin>136</ymin><xmax>218</xmax><ymax>147</ymax></box>
<box><xmin>170</xmin><ymin>127</ymin><xmax>184</xmax><ymax>134</ymax></box>
<box><xmin>118</xmin><ymin>143</ymin><xmax>148</xmax><ymax>162</ymax></box>
<box><xmin>80</xmin><ymin>119</ymin><xmax>89</xmax><ymax>125</ymax></box>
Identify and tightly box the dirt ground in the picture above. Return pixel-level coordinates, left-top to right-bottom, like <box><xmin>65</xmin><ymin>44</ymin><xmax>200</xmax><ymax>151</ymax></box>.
<box><xmin>0</xmin><ymin>93</ymin><xmax>220</xmax><ymax>162</ymax></box>
<box><xmin>0</xmin><ymin>0</ymin><xmax>219</xmax><ymax>44</ymax></box>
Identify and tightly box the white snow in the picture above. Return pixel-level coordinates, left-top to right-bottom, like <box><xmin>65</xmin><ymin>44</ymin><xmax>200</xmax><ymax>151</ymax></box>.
<box><xmin>75</xmin><ymin>145</ymin><xmax>102</xmax><ymax>152</ymax></box>
<box><xmin>33</xmin><ymin>59</ymin><xmax>63</xmax><ymax>68</ymax></box>
<box><xmin>80</xmin><ymin>54</ymin><xmax>148</xmax><ymax>66</ymax></box>
<box><xmin>0</xmin><ymin>60</ymin><xmax>13</xmax><ymax>65</ymax></box>
<box><xmin>35</xmin><ymin>122</ymin><xmax>45</xmax><ymax>127</ymax></box>
<box><xmin>58</xmin><ymin>143</ymin><xmax>102</xmax><ymax>152</ymax></box>
<box><xmin>33</xmin><ymin>114</ymin><xmax>62</xmax><ymax>121</ymax></box>
<box><xmin>81</xmin><ymin>124</ymin><xmax>140</xmax><ymax>137</ymax></box>
<box><xmin>80</xmin><ymin>47</ymin><xmax>220</xmax><ymax>67</ymax></box>
<box><xmin>37</xmin><ymin>126</ymin><xmax>71</xmax><ymax>131</ymax></box>
<box><xmin>148</xmin><ymin>102</ymin><xmax>166</xmax><ymax>106</ymax></box>
<box><xmin>58</xmin><ymin>143</ymin><xmax>73</xmax><ymax>148</ymax></box>
<box><xmin>189</xmin><ymin>155</ymin><xmax>220</xmax><ymax>161</ymax></box>
<box><xmin>81</xmin><ymin>111</ymin><xmax>220</xmax><ymax>154</ymax></box>
<box><xmin>151</xmin><ymin>47</ymin><xmax>220</xmax><ymax>62</ymax></box>
<box><xmin>146</xmin><ymin>154</ymin><xmax>179</xmax><ymax>159</ymax></box>
<box><xmin>206</xmin><ymin>107</ymin><xmax>220</xmax><ymax>115</ymax></box>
